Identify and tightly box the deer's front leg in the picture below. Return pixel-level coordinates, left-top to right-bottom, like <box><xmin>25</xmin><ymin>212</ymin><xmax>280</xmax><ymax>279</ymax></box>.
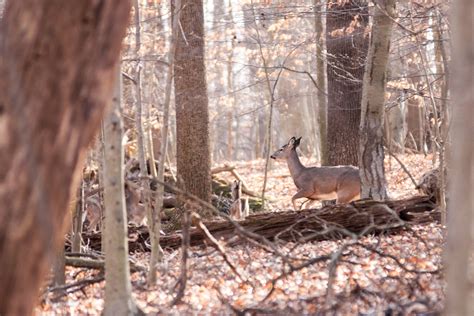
<box><xmin>292</xmin><ymin>189</ymin><xmax>313</xmax><ymax>211</ymax></box>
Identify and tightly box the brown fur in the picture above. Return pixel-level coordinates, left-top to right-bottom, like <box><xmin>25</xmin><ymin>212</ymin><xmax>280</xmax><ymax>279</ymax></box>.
<box><xmin>271</xmin><ymin>137</ymin><xmax>361</xmax><ymax>210</ymax></box>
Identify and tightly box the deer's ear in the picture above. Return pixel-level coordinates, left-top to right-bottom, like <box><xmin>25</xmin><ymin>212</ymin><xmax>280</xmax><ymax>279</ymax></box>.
<box><xmin>288</xmin><ymin>137</ymin><xmax>296</xmax><ymax>145</ymax></box>
<box><xmin>294</xmin><ymin>137</ymin><xmax>302</xmax><ymax>147</ymax></box>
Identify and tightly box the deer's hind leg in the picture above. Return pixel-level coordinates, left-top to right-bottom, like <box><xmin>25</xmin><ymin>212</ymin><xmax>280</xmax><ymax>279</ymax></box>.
<box><xmin>336</xmin><ymin>174</ymin><xmax>361</xmax><ymax>204</ymax></box>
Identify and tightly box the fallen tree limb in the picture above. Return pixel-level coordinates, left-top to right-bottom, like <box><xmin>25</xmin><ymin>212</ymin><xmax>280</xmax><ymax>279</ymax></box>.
<box><xmin>45</xmin><ymin>275</ymin><xmax>105</xmax><ymax>301</ymax></box>
<box><xmin>211</xmin><ymin>165</ymin><xmax>236</xmax><ymax>174</ymax></box>
<box><xmin>65</xmin><ymin>257</ymin><xmax>104</xmax><ymax>270</ymax></box>
<box><xmin>75</xmin><ymin>195</ymin><xmax>438</xmax><ymax>252</ymax></box>
<box><xmin>211</xmin><ymin>164</ymin><xmax>260</xmax><ymax>197</ymax></box>
<box><xmin>64</xmin><ymin>256</ymin><xmax>146</xmax><ymax>272</ymax></box>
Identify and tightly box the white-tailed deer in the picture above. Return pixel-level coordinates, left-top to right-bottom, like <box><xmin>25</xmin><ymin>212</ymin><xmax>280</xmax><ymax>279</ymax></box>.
<box><xmin>85</xmin><ymin>194</ymin><xmax>101</xmax><ymax>232</ymax></box>
<box><xmin>271</xmin><ymin>137</ymin><xmax>361</xmax><ymax>210</ymax></box>
<box><xmin>84</xmin><ymin>183</ymin><xmax>146</xmax><ymax>232</ymax></box>
<box><xmin>124</xmin><ymin>182</ymin><xmax>146</xmax><ymax>226</ymax></box>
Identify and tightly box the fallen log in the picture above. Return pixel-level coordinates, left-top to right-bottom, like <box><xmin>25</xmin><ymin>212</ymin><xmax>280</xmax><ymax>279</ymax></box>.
<box><xmin>65</xmin><ymin>256</ymin><xmax>145</xmax><ymax>272</ymax></box>
<box><xmin>75</xmin><ymin>195</ymin><xmax>438</xmax><ymax>252</ymax></box>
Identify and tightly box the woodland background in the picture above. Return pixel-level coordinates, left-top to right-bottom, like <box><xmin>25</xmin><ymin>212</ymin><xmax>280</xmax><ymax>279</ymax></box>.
<box><xmin>0</xmin><ymin>0</ymin><xmax>472</xmax><ymax>315</ymax></box>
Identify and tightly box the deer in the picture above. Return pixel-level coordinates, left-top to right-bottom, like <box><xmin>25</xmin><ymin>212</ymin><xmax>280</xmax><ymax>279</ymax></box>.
<box><xmin>124</xmin><ymin>182</ymin><xmax>146</xmax><ymax>226</ymax></box>
<box><xmin>84</xmin><ymin>182</ymin><xmax>146</xmax><ymax>232</ymax></box>
<box><xmin>271</xmin><ymin>137</ymin><xmax>361</xmax><ymax>210</ymax></box>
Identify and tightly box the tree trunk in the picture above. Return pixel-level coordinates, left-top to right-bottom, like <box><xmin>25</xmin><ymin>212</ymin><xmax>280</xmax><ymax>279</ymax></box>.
<box><xmin>174</xmin><ymin>0</ymin><xmax>212</xmax><ymax>213</ymax></box>
<box><xmin>103</xmin><ymin>66</ymin><xmax>141</xmax><ymax>316</ymax></box>
<box><xmin>147</xmin><ymin>0</ymin><xmax>182</xmax><ymax>285</ymax></box>
<box><xmin>445</xmin><ymin>0</ymin><xmax>474</xmax><ymax>314</ymax></box>
<box><xmin>133</xmin><ymin>0</ymin><xmax>152</xmax><ymax>236</ymax></box>
<box><xmin>211</xmin><ymin>0</ymin><xmax>228</xmax><ymax>161</ymax></box>
<box><xmin>227</xmin><ymin>1</ymin><xmax>240</xmax><ymax>161</ymax></box>
<box><xmin>435</xmin><ymin>10</ymin><xmax>449</xmax><ymax>225</ymax></box>
<box><xmin>51</xmin><ymin>238</ymin><xmax>66</xmax><ymax>288</ymax></box>
<box><xmin>326</xmin><ymin>0</ymin><xmax>369</xmax><ymax>166</ymax></box>
<box><xmin>54</xmin><ymin>188</ymin><xmax>77</xmax><ymax>290</ymax></box>
<box><xmin>71</xmin><ymin>185</ymin><xmax>84</xmax><ymax>252</ymax></box>
<box><xmin>99</xmin><ymin>123</ymin><xmax>107</xmax><ymax>253</ymax></box>
<box><xmin>385</xmin><ymin>89</ymin><xmax>407</xmax><ymax>153</ymax></box>
<box><xmin>314</xmin><ymin>0</ymin><xmax>328</xmax><ymax>165</ymax></box>
<box><xmin>359</xmin><ymin>0</ymin><xmax>395</xmax><ymax>200</ymax></box>
<box><xmin>0</xmin><ymin>1</ymin><xmax>131</xmax><ymax>315</ymax></box>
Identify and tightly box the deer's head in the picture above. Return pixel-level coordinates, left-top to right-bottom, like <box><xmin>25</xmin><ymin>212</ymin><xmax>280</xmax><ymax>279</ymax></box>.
<box><xmin>270</xmin><ymin>136</ymin><xmax>301</xmax><ymax>160</ymax></box>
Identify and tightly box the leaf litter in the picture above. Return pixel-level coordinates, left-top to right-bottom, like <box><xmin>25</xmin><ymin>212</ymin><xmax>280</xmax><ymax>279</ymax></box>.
<box><xmin>39</xmin><ymin>154</ymin><xmax>445</xmax><ymax>315</ymax></box>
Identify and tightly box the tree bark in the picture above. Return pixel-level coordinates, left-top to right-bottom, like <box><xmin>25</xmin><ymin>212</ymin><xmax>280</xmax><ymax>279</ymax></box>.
<box><xmin>174</xmin><ymin>0</ymin><xmax>212</xmax><ymax>214</ymax></box>
<box><xmin>326</xmin><ymin>0</ymin><xmax>369</xmax><ymax>166</ymax></box>
<box><xmin>435</xmin><ymin>10</ymin><xmax>449</xmax><ymax>225</ymax></box>
<box><xmin>359</xmin><ymin>0</ymin><xmax>395</xmax><ymax>200</ymax></box>
<box><xmin>71</xmin><ymin>185</ymin><xmax>84</xmax><ymax>252</ymax></box>
<box><xmin>314</xmin><ymin>0</ymin><xmax>328</xmax><ymax>165</ymax></box>
<box><xmin>133</xmin><ymin>0</ymin><xmax>153</xmax><ymax>243</ymax></box>
<box><xmin>103</xmin><ymin>66</ymin><xmax>141</xmax><ymax>316</ymax></box>
<box><xmin>147</xmin><ymin>0</ymin><xmax>181</xmax><ymax>285</ymax></box>
<box><xmin>52</xmin><ymin>238</ymin><xmax>66</xmax><ymax>288</ymax></box>
<box><xmin>99</xmin><ymin>123</ymin><xmax>107</xmax><ymax>253</ymax></box>
<box><xmin>445</xmin><ymin>0</ymin><xmax>474</xmax><ymax>314</ymax></box>
<box><xmin>0</xmin><ymin>1</ymin><xmax>130</xmax><ymax>315</ymax></box>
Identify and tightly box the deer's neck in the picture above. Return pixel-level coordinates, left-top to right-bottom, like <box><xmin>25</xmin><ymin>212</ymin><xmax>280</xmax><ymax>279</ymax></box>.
<box><xmin>286</xmin><ymin>150</ymin><xmax>306</xmax><ymax>179</ymax></box>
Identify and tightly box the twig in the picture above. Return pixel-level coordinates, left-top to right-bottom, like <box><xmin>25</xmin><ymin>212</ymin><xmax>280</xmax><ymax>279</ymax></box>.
<box><xmin>121</xmin><ymin>71</ymin><xmax>136</xmax><ymax>84</ymax></box>
<box><xmin>230</xmin><ymin>169</ymin><xmax>260</xmax><ymax>197</ymax></box>
<box><xmin>262</xmin><ymin>253</ymin><xmax>332</xmax><ymax>302</ymax></box>
<box><xmin>356</xmin><ymin>242</ymin><xmax>440</xmax><ymax>274</ymax></box>
<box><xmin>192</xmin><ymin>212</ymin><xmax>244</xmax><ymax>282</ymax></box>
<box><xmin>45</xmin><ymin>275</ymin><xmax>105</xmax><ymax>301</ymax></box>
<box><xmin>211</xmin><ymin>164</ymin><xmax>260</xmax><ymax>197</ymax></box>
<box><xmin>171</xmin><ymin>203</ymin><xmax>190</xmax><ymax>306</ymax></box>
<box><xmin>384</xmin><ymin>145</ymin><xmax>419</xmax><ymax>188</ymax></box>
<box><xmin>216</xmin><ymin>288</ymin><xmax>283</xmax><ymax>316</ymax></box>
<box><xmin>325</xmin><ymin>242</ymin><xmax>353</xmax><ymax>310</ymax></box>
<box><xmin>147</xmin><ymin>177</ymin><xmax>293</xmax><ymax>266</ymax></box>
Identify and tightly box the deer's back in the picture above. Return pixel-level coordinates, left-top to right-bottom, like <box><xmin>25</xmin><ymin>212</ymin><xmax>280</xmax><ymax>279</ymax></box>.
<box><xmin>294</xmin><ymin>165</ymin><xmax>360</xmax><ymax>195</ymax></box>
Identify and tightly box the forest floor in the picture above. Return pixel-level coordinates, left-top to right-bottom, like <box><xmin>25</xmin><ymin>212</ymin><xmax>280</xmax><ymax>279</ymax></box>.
<box><xmin>39</xmin><ymin>153</ymin><xmax>445</xmax><ymax>315</ymax></box>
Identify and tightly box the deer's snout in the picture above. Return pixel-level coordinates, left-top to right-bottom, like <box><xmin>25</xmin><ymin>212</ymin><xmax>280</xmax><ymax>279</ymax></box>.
<box><xmin>270</xmin><ymin>154</ymin><xmax>276</xmax><ymax>159</ymax></box>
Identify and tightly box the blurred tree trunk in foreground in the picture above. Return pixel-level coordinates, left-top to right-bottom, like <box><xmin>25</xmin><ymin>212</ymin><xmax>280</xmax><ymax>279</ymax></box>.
<box><xmin>445</xmin><ymin>0</ymin><xmax>474</xmax><ymax>314</ymax></box>
<box><xmin>0</xmin><ymin>1</ymin><xmax>131</xmax><ymax>315</ymax></box>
